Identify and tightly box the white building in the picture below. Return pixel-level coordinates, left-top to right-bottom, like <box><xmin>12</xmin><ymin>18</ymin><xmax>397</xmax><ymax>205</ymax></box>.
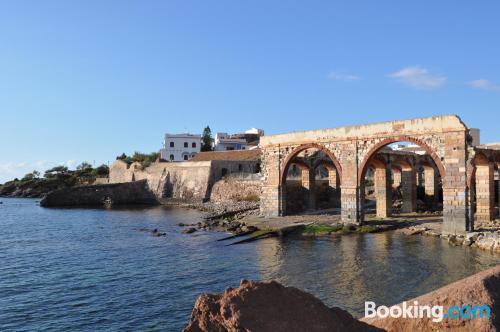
<box><xmin>213</xmin><ymin>128</ymin><xmax>264</xmax><ymax>151</ymax></box>
<box><xmin>214</xmin><ymin>133</ymin><xmax>248</xmax><ymax>151</ymax></box>
<box><xmin>160</xmin><ymin>133</ymin><xmax>201</xmax><ymax>161</ymax></box>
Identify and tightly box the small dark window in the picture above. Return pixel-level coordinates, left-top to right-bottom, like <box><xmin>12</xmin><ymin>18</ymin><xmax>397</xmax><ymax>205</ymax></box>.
<box><xmin>255</xmin><ymin>163</ymin><xmax>261</xmax><ymax>173</ymax></box>
<box><xmin>221</xmin><ymin>168</ymin><xmax>228</xmax><ymax>177</ymax></box>
<box><xmin>192</xmin><ymin>142</ymin><xmax>196</xmax><ymax>148</ymax></box>
<box><xmin>242</xmin><ymin>147</ymin><xmax>245</xmax><ymax>150</ymax></box>
<box><xmin>238</xmin><ymin>164</ymin><xmax>243</xmax><ymax>172</ymax></box>
<box><xmin>169</xmin><ymin>154</ymin><xmax>174</xmax><ymax>161</ymax></box>
<box><xmin>184</xmin><ymin>142</ymin><xmax>188</xmax><ymax>148</ymax></box>
<box><xmin>170</xmin><ymin>142</ymin><xmax>174</xmax><ymax>148</ymax></box>
<box><xmin>184</xmin><ymin>155</ymin><xmax>188</xmax><ymax>161</ymax></box>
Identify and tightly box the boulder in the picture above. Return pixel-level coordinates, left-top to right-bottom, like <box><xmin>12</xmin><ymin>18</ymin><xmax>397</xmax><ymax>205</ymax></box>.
<box><xmin>362</xmin><ymin>265</ymin><xmax>500</xmax><ymax>331</ymax></box>
<box><xmin>183</xmin><ymin>280</ymin><xmax>381</xmax><ymax>332</ymax></box>
<box><xmin>403</xmin><ymin>226</ymin><xmax>427</xmax><ymax>236</ymax></box>
<box><xmin>182</xmin><ymin>227</ymin><xmax>197</xmax><ymax>234</ymax></box>
<box><xmin>447</xmin><ymin>235</ymin><xmax>465</xmax><ymax>246</ymax></box>
<box><xmin>475</xmin><ymin>235</ymin><xmax>500</xmax><ymax>252</ymax></box>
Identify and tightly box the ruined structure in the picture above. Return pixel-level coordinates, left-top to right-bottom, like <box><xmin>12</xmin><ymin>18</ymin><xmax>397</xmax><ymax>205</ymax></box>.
<box><xmin>108</xmin><ymin>149</ymin><xmax>261</xmax><ymax>202</ymax></box>
<box><xmin>260</xmin><ymin>115</ymin><xmax>500</xmax><ymax>234</ymax></box>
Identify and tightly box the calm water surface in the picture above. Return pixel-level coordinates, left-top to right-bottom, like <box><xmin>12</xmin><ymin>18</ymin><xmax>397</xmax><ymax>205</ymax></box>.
<box><xmin>1</xmin><ymin>198</ymin><xmax>499</xmax><ymax>331</ymax></box>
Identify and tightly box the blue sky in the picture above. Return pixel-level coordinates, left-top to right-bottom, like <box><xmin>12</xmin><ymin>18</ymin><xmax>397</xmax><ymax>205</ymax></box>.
<box><xmin>1</xmin><ymin>1</ymin><xmax>499</xmax><ymax>183</ymax></box>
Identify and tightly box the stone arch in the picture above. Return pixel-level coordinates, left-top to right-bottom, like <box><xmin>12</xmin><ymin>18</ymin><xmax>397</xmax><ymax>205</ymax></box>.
<box><xmin>280</xmin><ymin>143</ymin><xmax>342</xmax><ymax>186</ymax></box>
<box><xmin>468</xmin><ymin>151</ymin><xmax>491</xmax><ymax>188</ymax></box>
<box><xmin>358</xmin><ymin>136</ymin><xmax>445</xmax><ymax>185</ymax></box>
<box><xmin>472</xmin><ymin>152</ymin><xmax>496</xmax><ymax>225</ymax></box>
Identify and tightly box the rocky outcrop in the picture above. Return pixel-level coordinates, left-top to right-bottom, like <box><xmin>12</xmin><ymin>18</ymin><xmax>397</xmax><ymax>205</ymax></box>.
<box><xmin>183</xmin><ymin>279</ymin><xmax>381</xmax><ymax>332</ymax></box>
<box><xmin>40</xmin><ymin>180</ymin><xmax>158</xmax><ymax>207</ymax></box>
<box><xmin>0</xmin><ymin>179</ymin><xmax>67</xmax><ymax>198</ymax></box>
<box><xmin>184</xmin><ymin>266</ymin><xmax>500</xmax><ymax>332</ymax></box>
<box><xmin>362</xmin><ymin>264</ymin><xmax>500</xmax><ymax>331</ymax></box>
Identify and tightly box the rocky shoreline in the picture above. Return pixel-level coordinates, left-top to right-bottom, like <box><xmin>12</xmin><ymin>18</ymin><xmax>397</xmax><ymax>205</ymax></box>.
<box><xmin>183</xmin><ymin>265</ymin><xmax>500</xmax><ymax>331</ymax></box>
<box><xmin>402</xmin><ymin>225</ymin><xmax>500</xmax><ymax>253</ymax></box>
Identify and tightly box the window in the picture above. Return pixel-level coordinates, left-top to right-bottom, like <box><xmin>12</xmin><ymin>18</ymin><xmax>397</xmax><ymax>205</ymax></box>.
<box><xmin>184</xmin><ymin>155</ymin><xmax>188</xmax><ymax>161</ymax></box>
<box><xmin>238</xmin><ymin>164</ymin><xmax>243</xmax><ymax>172</ymax></box>
<box><xmin>169</xmin><ymin>154</ymin><xmax>174</xmax><ymax>161</ymax></box>
<box><xmin>254</xmin><ymin>163</ymin><xmax>261</xmax><ymax>173</ymax></box>
<box><xmin>221</xmin><ymin>168</ymin><xmax>228</xmax><ymax>177</ymax></box>
<box><xmin>170</xmin><ymin>142</ymin><xmax>174</xmax><ymax>148</ymax></box>
<box><xmin>192</xmin><ymin>142</ymin><xmax>196</xmax><ymax>148</ymax></box>
<box><xmin>184</xmin><ymin>142</ymin><xmax>188</xmax><ymax>148</ymax></box>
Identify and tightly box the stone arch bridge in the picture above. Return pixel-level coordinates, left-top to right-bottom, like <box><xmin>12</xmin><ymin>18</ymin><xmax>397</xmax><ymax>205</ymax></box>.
<box><xmin>260</xmin><ymin>115</ymin><xmax>500</xmax><ymax>235</ymax></box>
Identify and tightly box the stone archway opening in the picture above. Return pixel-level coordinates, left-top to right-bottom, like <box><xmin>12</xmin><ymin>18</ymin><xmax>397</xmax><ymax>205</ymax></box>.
<box><xmin>281</xmin><ymin>144</ymin><xmax>341</xmax><ymax>215</ymax></box>
<box><xmin>471</xmin><ymin>153</ymin><xmax>500</xmax><ymax>230</ymax></box>
<box><xmin>360</xmin><ymin>140</ymin><xmax>444</xmax><ymax>222</ymax></box>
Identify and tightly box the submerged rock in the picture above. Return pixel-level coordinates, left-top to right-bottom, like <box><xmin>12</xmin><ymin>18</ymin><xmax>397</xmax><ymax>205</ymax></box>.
<box><xmin>182</xmin><ymin>227</ymin><xmax>197</xmax><ymax>234</ymax></box>
<box><xmin>183</xmin><ymin>279</ymin><xmax>381</xmax><ymax>332</ymax></box>
<box><xmin>152</xmin><ymin>229</ymin><xmax>166</xmax><ymax>237</ymax></box>
<box><xmin>362</xmin><ymin>264</ymin><xmax>500</xmax><ymax>331</ymax></box>
<box><xmin>403</xmin><ymin>226</ymin><xmax>427</xmax><ymax>236</ymax></box>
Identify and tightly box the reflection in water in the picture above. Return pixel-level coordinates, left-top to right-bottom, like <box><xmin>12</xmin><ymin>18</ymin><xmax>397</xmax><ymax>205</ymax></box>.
<box><xmin>255</xmin><ymin>231</ymin><xmax>500</xmax><ymax>316</ymax></box>
<box><xmin>0</xmin><ymin>198</ymin><xmax>499</xmax><ymax>331</ymax></box>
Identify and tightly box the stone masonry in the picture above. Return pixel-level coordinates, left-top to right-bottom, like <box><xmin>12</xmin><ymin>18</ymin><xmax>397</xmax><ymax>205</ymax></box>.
<box><xmin>260</xmin><ymin>115</ymin><xmax>499</xmax><ymax>235</ymax></box>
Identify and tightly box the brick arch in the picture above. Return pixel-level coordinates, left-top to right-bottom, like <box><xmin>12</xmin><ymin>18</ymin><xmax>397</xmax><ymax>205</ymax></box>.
<box><xmin>467</xmin><ymin>151</ymin><xmax>492</xmax><ymax>188</ymax></box>
<box><xmin>358</xmin><ymin>136</ymin><xmax>445</xmax><ymax>185</ymax></box>
<box><xmin>280</xmin><ymin>143</ymin><xmax>342</xmax><ymax>185</ymax></box>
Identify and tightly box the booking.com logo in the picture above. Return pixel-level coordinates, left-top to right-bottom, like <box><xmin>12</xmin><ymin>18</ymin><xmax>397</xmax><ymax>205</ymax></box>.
<box><xmin>365</xmin><ymin>301</ymin><xmax>491</xmax><ymax>323</ymax></box>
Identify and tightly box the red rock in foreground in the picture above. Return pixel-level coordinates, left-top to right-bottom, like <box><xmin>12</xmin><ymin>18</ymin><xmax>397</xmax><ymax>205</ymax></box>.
<box><xmin>362</xmin><ymin>264</ymin><xmax>500</xmax><ymax>331</ymax></box>
<box><xmin>183</xmin><ymin>279</ymin><xmax>381</xmax><ymax>332</ymax></box>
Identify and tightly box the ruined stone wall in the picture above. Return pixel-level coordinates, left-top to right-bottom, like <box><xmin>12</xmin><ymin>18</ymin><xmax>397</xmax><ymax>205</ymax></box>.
<box><xmin>259</xmin><ymin>115</ymin><xmax>473</xmax><ymax>234</ymax></box>
<box><xmin>109</xmin><ymin>160</ymin><xmax>135</xmax><ymax>183</ymax></box>
<box><xmin>93</xmin><ymin>177</ymin><xmax>110</xmax><ymax>185</ymax></box>
<box><xmin>109</xmin><ymin>160</ymin><xmax>213</xmax><ymax>202</ymax></box>
<box><xmin>40</xmin><ymin>180</ymin><xmax>158</xmax><ymax>207</ymax></box>
<box><xmin>209</xmin><ymin>160</ymin><xmax>260</xmax><ymax>179</ymax></box>
<box><xmin>210</xmin><ymin>178</ymin><xmax>261</xmax><ymax>203</ymax></box>
<box><xmin>108</xmin><ymin>159</ymin><xmax>261</xmax><ymax>203</ymax></box>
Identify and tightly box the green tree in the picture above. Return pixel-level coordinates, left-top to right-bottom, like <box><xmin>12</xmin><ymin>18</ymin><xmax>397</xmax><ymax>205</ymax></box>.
<box><xmin>201</xmin><ymin>126</ymin><xmax>213</xmax><ymax>152</ymax></box>
<box><xmin>77</xmin><ymin>162</ymin><xmax>93</xmax><ymax>170</ymax></box>
<box><xmin>91</xmin><ymin>164</ymin><xmax>109</xmax><ymax>177</ymax></box>
<box><xmin>117</xmin><ymin>153</ymin><xmax>128</xmax><ymax>161</ymax></box>
<box><xmin>22</xmin><ymin>172</ymin><xmax>36</xmax><ymax>181</ymax></box>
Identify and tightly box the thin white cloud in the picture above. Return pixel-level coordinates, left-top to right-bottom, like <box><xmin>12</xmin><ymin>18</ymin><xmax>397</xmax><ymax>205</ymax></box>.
<box><xmin>467</xmin><ymin>79</ymin><xmax>500</xmax><ymax>92</ymax></box>
<box><xmin>328</xmin><ymin>71</ymin><xmax>361</xmax><ymax>81</ymax></box>
<box><xmin>389</xmin><ymin>66</ymin><xmax>447</xmax><ymax>89</ymax></box>
<box><xmin>60</xmin><ymin>160</ymin><xmax>77</xmax><ymax>168</ymax></box>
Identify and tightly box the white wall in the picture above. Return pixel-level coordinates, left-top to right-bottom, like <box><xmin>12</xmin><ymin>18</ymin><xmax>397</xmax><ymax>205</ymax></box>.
<box><xmin>160</xmin><ymin>135</ymin><xmax>201</xmax><ymax>161</ymax></box>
